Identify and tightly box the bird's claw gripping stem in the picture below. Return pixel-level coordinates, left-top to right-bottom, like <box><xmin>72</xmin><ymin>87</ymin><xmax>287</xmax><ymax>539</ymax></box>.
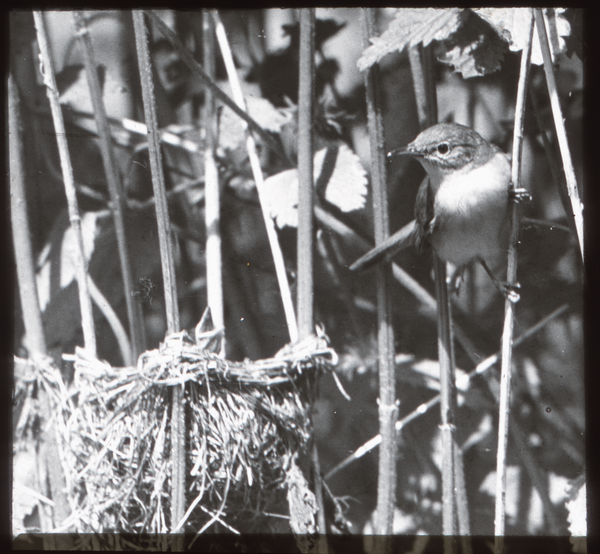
<box><xmin>500</xmin><ymin>281</ymin><xmax>521</xmax><ymax>303</ymax></box>
<box><xmin>510</xmin><ymin>187</ymin><xmax>532</xmax><ymax>204</ymax></box>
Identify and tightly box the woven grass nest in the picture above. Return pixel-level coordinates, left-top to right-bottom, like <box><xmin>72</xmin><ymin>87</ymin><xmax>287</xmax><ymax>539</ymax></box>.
<box><xmin>27</xmin><ymin>324</ymin><xmax>337</xmax><ymax>537</ymax></box>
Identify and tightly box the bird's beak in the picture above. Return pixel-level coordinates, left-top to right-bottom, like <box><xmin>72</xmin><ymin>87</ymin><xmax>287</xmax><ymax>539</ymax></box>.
<box><xmin>386</xmin><ymin>145</ymin><xmax>422</xmax><ymax>159</ymax></box>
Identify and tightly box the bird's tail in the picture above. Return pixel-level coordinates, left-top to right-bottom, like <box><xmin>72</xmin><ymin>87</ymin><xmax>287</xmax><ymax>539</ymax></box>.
<box><xmin>349</xmin><ymin>220</ymin><xmax>415</xmax><ymax>272</ymax></box>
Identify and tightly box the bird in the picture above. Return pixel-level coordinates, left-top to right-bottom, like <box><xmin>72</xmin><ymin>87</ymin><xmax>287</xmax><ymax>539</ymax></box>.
<box><xmin>350</xmin><ymin>122</ymin><xmax>528</xmax><ymax>300</ymax></box>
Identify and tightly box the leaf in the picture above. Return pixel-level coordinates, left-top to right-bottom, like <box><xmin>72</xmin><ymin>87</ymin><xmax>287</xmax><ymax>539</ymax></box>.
<box><xmin>437</xmin><ymin>9</ymin><xmax>508</xmax><ymax>78</ymax></box>
<box><xmin>473</xmin><ymin>8</ymin><xmax>571</xmax><ymax>65</ymax></box>
<box><xmin>262</xmin><ymin>145</ymin><xmax>367</xmax><ymax>229</ymax></box>
<box><xmin>36</xmin><ymin>211</ymin><xmax>104</xmax><ymax>312</ymax></box>
<box><xmin>358</xmin><ymin>8</ymin><xmax>572</xmax><ymax>79</ymax></box>
<box><xmin>473</xmin><ymin>8</ymin><xmax>530</xmax><ymax>51</ymax></box>
<box><xmin>247</xmin><ymin>96</ymin><xmax>291</xmax><ymax>133</ymax></box>
<box><xmin>358</xmin><ymin>8</ymin><xmax>465</xmax><ymax>71</ymax></box>
<box><xmin>218</xmin><ymin>94</ymin><xmax>290</xmax><ymax>151</ymax></box>
<box><xmin>258</xmin><ymin>169</ymin><xmax>295</xmax><ymax>229</ymax></box>
<box><xmin>315</xmin><ymin>144</ymin><xmax>368</xmax><ymax>212</ymax></box>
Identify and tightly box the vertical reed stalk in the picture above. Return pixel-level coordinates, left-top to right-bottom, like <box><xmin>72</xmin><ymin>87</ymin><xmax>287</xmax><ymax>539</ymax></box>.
<box><xmin>10</xmin><ymin>70</ymin><xmax>72</xmax><ymax>548</ymax></box>
<box><xmin>297</xmin><ymin>8</ymin><xmax>315</xmax><ymax>340</ymax></box>
<box><xmin>434</xmin><ymin>255</ymin><xmax>457</xmax><ymax>553</ymax></box>
<box><xmin>202</xmin><ymin>11</ymin><xmax>225</xmax><ymax>354</ymax></box>
<box><xmin>9</xmin><ymin>74</ymin><xmax>46</xmax><ymax>357</ymax></box>
<box><xmin>297</xmin><ymin>11</ymin><xmax>328</xmax><ymax>549</ymax></box>
<box><xmin>132</xmin><ymin>11</ymin><xmax>184</xmax><ymax>546</ymax></box>
<box><xmin>494</xmin><ymin>9</ymin><xmax>533</xmax><ymax>554</ymax></box>
<box><xmin>73</xmin><ymin>10</ymin><xmax>144</xmax><ymax>363</ymax></box>
<box><xmin>361</xmin><ymin>9</ymin><xmax>397</xmax><ymax>550</ymax></box>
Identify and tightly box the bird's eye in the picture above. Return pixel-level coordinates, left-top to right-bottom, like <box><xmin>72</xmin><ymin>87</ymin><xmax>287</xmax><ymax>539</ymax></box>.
<box><xmin>437</xmin><ymin>142</ymin><xmax>451</xmax><ymax>155</ymax></box>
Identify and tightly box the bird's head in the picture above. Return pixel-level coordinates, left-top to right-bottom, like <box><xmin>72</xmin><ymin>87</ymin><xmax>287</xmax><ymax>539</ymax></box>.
<box><xmin>388</xmin><ymin>123</ymin><xmax>497</xmax><ymax>178</ymax></box>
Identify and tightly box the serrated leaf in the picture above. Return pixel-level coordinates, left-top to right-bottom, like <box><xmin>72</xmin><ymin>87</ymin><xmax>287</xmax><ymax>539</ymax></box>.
<box><xmin>474</xmin><ymin>8</ymin><xmax>571</xmax><ymax>65</ymax></box>
<box><xmin>315</xmin><ymin>144</ymin><xmax>367</xmax><ymax>212</ymax></box>
<box><xmin>358</xmin><ymin>8</ymin><xmax>465</xmax><ymax>71</ymax></box>
<box><xmin>261</xmin><ymin>169</ymin><xmax>299</xmax><ymax>229</ymax></box>
<box><xmin>262</xmin><ymin>145</ymin><xmax>367</xmax><ymax>229</ymax></box>
<box><xmin>437</xmin><ymin>9</ymin><xmax>508</xmax><ymax>78</ymax></box>
<box><xmin>473</xmin><ymin>8</ymin><xmax>531</xmax><ymax>50</ymax></box>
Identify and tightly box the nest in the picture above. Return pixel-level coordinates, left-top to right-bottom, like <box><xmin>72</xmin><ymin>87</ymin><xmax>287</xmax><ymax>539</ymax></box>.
<box><xmin>17</xmin><ymin>328</ymin><xmax>337</xmax><ymax>538</ymax></box>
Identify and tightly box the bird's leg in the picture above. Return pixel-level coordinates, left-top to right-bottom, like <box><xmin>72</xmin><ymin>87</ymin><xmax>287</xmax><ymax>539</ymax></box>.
<box><xmin>509</xmin><ymin>187</ymin><xmax>532</xmax><ymax>204</ymax></box>
<box><xmin>478</xmin><ymin>259</ymin><xmax>521</xmax><ymax>303</ymax></box>
<box><xmin>449</xmin><ymin>265</ymin><xmax>467</xmax><ymax>296</ymax></box>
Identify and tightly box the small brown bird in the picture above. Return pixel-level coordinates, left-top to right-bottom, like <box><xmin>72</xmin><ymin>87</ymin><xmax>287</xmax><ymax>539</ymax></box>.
<box><xmin>351</xmin><ymin>123</ymin><xmax>528</xmax><ymax>299</ymax></box>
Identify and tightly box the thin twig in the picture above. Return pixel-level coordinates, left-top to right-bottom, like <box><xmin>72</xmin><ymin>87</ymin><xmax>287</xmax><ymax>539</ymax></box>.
<box><xmin>494</xmin><ymin>9</ymin><xmax>533</xmax><ymax>553</ymax></box>
<box><xmin>534</xmin><ymin>8</ymin><xmax>584</xmax><ymax>263</ymax></box>
<box><xmin>132</xmin><ymin>11</ymin><xmax>184</xmax><ymax>543</ymax></box>
<box><xmin>213</xmin><ymin>10</ymin><xmax>298</xmax><ymax>343</ymax></box>
<box><xmin>33</xmin><ymin>10</ymin><xmax>97</xmax><ymax>357</ymax></box>
<box><xmin>73</xmin><ymin>10</ymin><xmax>143</xmax><ymax>363</ymax></box>
<box><xmin>324</xmin><ymin>303</ymin><xmax>569</xmax><ymax>481</ymax></box>
<box><xmin>362</xmin><ymin>9</ymin><xmax>397</xmax><ymax>547</ymax></box>
<box><xmin>521</xmin><ymin>217</ymin><xmax>572</xmax><ymax>234</ymax></box>
<box><xmin>317</xmin><ymin>231</ymin><xmax>364</xmax><ymax>340</ymax></box>
<box><xmin>87</xmin><ymin>275</ymin><xmax>132</xmax><ymax>366</ymax></box>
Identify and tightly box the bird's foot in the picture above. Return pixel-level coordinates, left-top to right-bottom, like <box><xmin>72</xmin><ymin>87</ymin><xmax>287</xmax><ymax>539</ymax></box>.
<box><xmin>449</xmin><ymin>268</ymin><xmax>465</xmax><ymax>296</ymax></box>
<box><xmin>479</xmin><ymin>258</ymin><xmax>521</xmax><ymax>302</ymax></box>
<box><xmin>498</xmin><ymin>281</ymin><xmax>521</xmax><ymax>303</ymax></box>
<box><xmin>510</xmin><ymin>187</ymin><xmax>532</xmax><ymax>204</ymax></box>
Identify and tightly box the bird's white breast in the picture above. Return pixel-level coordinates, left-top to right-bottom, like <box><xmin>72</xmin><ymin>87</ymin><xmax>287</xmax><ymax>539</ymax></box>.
<box><xmin>430</xmin><ymin>151</ymin><xmax>511</xmax><ymax>267</ymax></box>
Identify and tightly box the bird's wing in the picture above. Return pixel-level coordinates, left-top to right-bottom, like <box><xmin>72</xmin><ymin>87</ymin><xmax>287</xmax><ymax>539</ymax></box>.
<box><xmin>412</xmin><ymin>176</ymin><xmax>434</xmax><ymax>252</ymax></box>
